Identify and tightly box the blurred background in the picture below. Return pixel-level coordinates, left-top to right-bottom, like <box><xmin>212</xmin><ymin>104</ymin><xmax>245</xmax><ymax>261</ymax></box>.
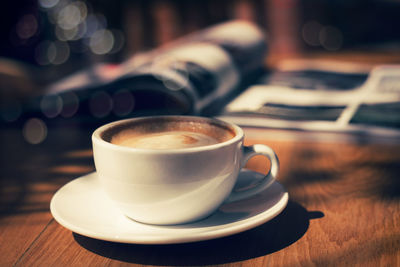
<box><xmin>1</xmin><ymin>0</ymin><xmax>400</xmax><ymax>134</ymax></box>
<box><xmin>2</xmin><ymin>0</ymin><xmax>400</xmax><ymax>76</ymax></box>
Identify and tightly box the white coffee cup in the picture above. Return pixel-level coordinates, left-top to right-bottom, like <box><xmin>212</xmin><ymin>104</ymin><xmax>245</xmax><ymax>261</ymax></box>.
<box><xmin>92</xmin><ymin>116</ymin><xmax>279</xmax><ymax>225</ymax></box>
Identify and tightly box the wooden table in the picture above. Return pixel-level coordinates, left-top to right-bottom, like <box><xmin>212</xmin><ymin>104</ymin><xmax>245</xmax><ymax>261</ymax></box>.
<box><xmin>1</xmin><ymin>123</ymin><xmax>400</xmax><ymax>266</ymax></box>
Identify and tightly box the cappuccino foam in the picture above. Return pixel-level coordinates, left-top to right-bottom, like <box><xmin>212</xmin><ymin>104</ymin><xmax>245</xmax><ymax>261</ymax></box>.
<box><xmin>102</xmin><ymin>117</ymin><xmax>236</xmax><ymax>150</ymax></box>
<box><xmin>112</xmin><ymin>131</ymin><xmax>219</xmax><ymax>150</ymax></box>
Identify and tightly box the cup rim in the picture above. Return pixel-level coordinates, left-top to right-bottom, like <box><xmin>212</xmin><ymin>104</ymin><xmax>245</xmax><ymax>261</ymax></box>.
<box><xmin>92</xmin><ymin>115</ymin><xmax>243</xmax><ymax>154</ymax></box>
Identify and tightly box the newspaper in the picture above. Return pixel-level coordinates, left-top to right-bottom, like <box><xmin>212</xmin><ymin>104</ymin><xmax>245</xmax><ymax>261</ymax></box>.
<box><xmin>41</xmin><ymin>20</ymin><xmax>267</xmax><ymax>119</ymax></box>
<box><xmin>220</xmin><ymin>60</ymin><xmax>400</xmax><ymax>139</ymax></box>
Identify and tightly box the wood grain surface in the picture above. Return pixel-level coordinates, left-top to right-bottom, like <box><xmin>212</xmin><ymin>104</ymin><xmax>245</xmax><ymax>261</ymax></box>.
<box><xmin>1</xmin><ymin>126</ymin><xmax>400</xmax><ymax>266</ymax></box>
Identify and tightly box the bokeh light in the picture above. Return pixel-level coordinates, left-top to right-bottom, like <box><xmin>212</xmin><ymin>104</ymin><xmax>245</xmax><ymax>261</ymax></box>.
<box><xmin>89</xmin><ymin>91</ymin><xmax>113</xmax><ymax>118</ymax></box>
<box><xmin>40</xmin><ymin>94</ymin><xmax>63</xmax><ymax>118</ymax></box>
<box><xmin>35</xmin><ymin>40</ymin><xmax>70</xmax><ymax>65</ymax></box>
<box><xmin>112</xmin><ymin>89</ymin><xmax>135</xmax><ymax>116</ymax></box>
<box><xmin>60</xmin><ymin>91</ymin><xmax>79</xmax><ymax>118</ymax></box>
<box><xmin>50</xmin><ymin>41</ymin><xmax>70</xmax><ymax>64</ymax></box>
<box><xmin>38</xmin><ymin>0</ymin><xmax>60</xmax><ymax>9</ymax></box>
<box><xmin>16</xmin><ymin>14</ymin><xmax>38</xmax><ymax>40</ymax></box>
<box><xmin>302</xmin><ymin>20</ymin><xmax>322</xmax><ymax>47</ymax></box>
<box><xmin>89</xmin><ymin>29</ymin><xmax>114</xmax><ymax>55</ymax></box>
<box><xmin>37</xmin><ymin>1</ymin><xmax>122</xmax><ymax>62</ymax></box>
<box><xmin>302</xmin><ymin>21</ymin><xmax>343</xmax><ymax>51</ymax></box>
<box><xmin>74</xmin><ymin>21</ymin><xmax>88</xmax><ymax>40</ymax></box>
<box><xmin>57</xmin><ymin>2</ymin><xmax>87</xmax><ymax>30</ymax></box>
<box><xmin>109</xmin><ymin>29</ymin><xmax>125</xmax><ymax>54</ymax></box>
<box><xmin>84</xmin><ymin>14</ymin><xmax>107</xmax><ymax>38</ymax></box>
<box><xmin>319</xmin><ymin>26</ymin><xmax>343</xmax><ymax>51</ymax></box>
<box><xmin>55</xmin><ymin>25</ymin><xmax>75</xmax><ymax>41</ymax></box>
<box><xmin>23</xmin><ymin>118</ymin><xmax>48</xmax><ymax>145</ymax></box>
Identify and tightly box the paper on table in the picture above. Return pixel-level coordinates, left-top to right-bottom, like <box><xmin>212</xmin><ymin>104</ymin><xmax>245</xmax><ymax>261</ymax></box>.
<box><xmin>220</xmin><ymin>61</ymin><xmax>400</xmax><ymax>140</ymax></box>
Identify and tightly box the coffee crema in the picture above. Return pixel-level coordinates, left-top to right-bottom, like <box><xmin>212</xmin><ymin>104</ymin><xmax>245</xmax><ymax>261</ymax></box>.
<box><xmin>112</xmin><ymin>131</ymin><xmax>220</xmax><ymax>150</ymax></box>
<box><xmin>101</xmin><ymin>117</ymin><xmax>236</xmax><ymax>150</ymax></box>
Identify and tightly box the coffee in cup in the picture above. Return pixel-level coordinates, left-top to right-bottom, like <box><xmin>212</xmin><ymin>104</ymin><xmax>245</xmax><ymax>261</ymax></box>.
<box><xmin>92</xmin><ymin>116</ymin><xmax>279</xmax><ymax>225</ymax></box>
<box><xmin>102</xmin><ymin>117</ymin><xmax>235</xmax><ymax>150</ymax></box>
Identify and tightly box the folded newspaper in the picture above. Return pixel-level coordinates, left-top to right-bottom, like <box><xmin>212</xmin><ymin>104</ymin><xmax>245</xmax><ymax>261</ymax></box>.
<box><xmin>33</xmin><ymin>20</ymin><xmax>267</xmax><ymax>122</ymax></box>
<box><xmin>220</xmin><ymin>60</ymin><xmax>400</xmax><ymax>139</ymax></box>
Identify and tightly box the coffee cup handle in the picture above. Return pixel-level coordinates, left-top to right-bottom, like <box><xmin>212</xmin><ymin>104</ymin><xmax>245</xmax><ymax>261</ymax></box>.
<box><xmin>225</xmin><ymin>144</ymin><xmax>279</xmax><ymax>203</ymax></box>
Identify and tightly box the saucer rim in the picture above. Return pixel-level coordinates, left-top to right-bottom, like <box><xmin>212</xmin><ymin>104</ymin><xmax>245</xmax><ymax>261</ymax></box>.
<box><xmin>50</xmin><ymin>171</ymin><xmax>289</xmax><ymax>244</ymax></box>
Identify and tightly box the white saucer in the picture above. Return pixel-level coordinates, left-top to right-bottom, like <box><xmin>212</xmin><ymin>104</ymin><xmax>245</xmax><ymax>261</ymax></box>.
<box><xmin>50</xmin><ymin>170</ymin><xmax>288</xmax><ymax>244</ymax></box>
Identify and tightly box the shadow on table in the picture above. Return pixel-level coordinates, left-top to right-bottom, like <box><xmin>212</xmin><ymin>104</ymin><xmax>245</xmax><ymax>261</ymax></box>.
<box><xmin>74</xmin><ymin>200</ymin><xmax>323</xmax><ymax>265</ymax></box>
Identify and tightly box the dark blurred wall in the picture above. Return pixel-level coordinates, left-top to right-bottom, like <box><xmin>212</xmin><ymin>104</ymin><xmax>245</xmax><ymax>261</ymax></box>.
<box><xmin>0</xmin><ymin>0</ymin><xmax>40</xmax><ymax>64</ymax></box>
<box><xmin>300</xmin><ymin>0</ymin><xmax>400</xmax><ymax>50</ymax></box>
<box><xmin>1</xmin><ymin>0</ymin><xmax>400</xmax><ymax>68</ymax></box>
